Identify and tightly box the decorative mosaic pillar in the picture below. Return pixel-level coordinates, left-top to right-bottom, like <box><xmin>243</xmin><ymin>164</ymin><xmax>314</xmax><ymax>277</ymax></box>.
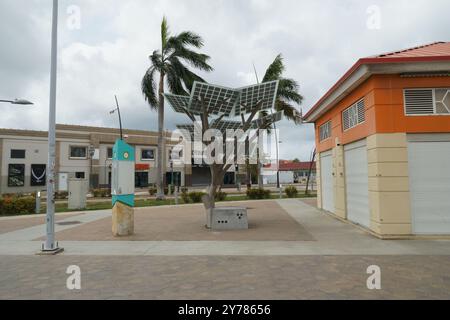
<box><xmin>111</xmin><ymin>139</ymin><xmax>135</xmax><ymax>236</ymax></box>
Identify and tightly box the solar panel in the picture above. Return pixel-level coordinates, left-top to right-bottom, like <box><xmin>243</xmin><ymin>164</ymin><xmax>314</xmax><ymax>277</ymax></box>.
<box><xmin>189</xmin><ymin>82</ymin><xmax>240</xmax><ymax>116</ymax></box>
<box><xmin>211</xmin><ymin>119</ymin><xmax>242</xmax><ymax>132</ymax></box>
<box><xmin>164</xmin><ymin>94</ymin><xmax>191</xmax><ymax>114</ymax></box>
<box><xmin>251</xmin><ymin>111</ymin><xmax>284</xmax><ymax>128</ymax></box>
<box><xmin>235</xmin><ymin>80</ymin><xmax>279</xmax><ymax>116</ymax></box>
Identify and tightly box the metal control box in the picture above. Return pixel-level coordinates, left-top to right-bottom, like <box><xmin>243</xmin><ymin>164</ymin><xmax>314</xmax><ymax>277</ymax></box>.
<box><xmin>68</xmin><ymin>178</ymin><xmax>88</xmax><ymax>210</ymax></box>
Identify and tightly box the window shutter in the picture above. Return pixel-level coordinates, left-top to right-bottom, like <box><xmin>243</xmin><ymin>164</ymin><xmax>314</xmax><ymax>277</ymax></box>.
<box><xmin>404</xmin><ymin>89</ymin><xmax>434</xmax><ymax>115</ymax></box>
<box><xmin>342</xmin><ymin>99</ymin><xmax>364</xmax><ymax>131</ymax></box>
<box><xmin>319</xmin><ymin>121</ymin><xmax>331</xmax><ymax>141</ymax></box>
<box><xmin>357</xmin><ymin>100</ymin><xmax>365</xmax><ymax>123</ymax></box>
<box><xmin>342</xmin><ymin>109</ymin><xmax>350</xmax><ymax>131</ymax></box>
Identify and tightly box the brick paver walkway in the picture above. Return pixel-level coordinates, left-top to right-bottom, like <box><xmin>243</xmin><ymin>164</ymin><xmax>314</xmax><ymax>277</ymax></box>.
<box><xmin>1</xmin><ymin>199</ymin><xmax>449</xmax><ymax>299</ymax></box>
<box><xmin>0</xmin><ymin>255</ymin><xmax>449</xmax><ymax>299</ymax></box>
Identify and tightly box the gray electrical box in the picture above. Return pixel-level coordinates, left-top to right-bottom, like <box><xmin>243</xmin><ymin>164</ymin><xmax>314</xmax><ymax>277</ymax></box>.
<box><xmin>211</xmin><ymin>207</ymin><xmax>248</xmax><ymax>230</ymax></box>
<box><xmin>68</xmin><ymin>178</ymin><xmax>88</xmax><ymax>210</ymax></box>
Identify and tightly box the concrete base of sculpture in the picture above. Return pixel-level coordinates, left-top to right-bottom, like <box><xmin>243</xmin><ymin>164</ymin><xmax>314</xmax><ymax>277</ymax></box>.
<box><xmin>112</xmin><ymin>202</ymin><xmax>134</xmax><ymax>236</ymax></box>
<box><xmin>210</xmin><ymin>207</ymin><xmax>248</xmax><ymax>230</ymax></box>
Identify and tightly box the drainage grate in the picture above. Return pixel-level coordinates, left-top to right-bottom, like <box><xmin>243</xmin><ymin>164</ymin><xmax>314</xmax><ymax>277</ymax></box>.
<box><xmin>56</xmin><ymin>221</ymin><xmax>82</xmax><ymax>226</ymax></box>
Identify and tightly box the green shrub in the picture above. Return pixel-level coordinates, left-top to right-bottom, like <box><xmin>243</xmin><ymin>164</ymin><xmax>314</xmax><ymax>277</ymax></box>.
<box><xmin>215</xmin><ymin>191</ymin><xmax>227</xmax><ymax>201</ymax></box>
<box><xmin>148</xmin><ymin>187</ymin><xmax>157</xmax><ymax>196</ymax></box>
<box><xmin>188</xmin><ymin>191</ymin><xmax>205</xmax><ymax>203</ymax></box>
<box><xmin>0</xmin><ymin>196</ymin><xmax>35</xmax><ymax>216</ymax></box>
<box><xmin>163</xmin><ymin>185</ymin><xmax>175</xmax><ymax>195</ymax></box>
<box><xmin>181</xmin><ymin>187</ymin><xmax>188</xmax><ymax>194</ymax></box>
<box><xmin>246</xmin><ymin>188</ymin><xmax>271</xmax><ymax>200</ymax></box>
<box><xmin>181</xmin><ymin>190</ymin><xmax>190</xmax><ymax>203</ymax></box>
<box><xmin>55</xmin><ymin>191</ymin><xmax>68</xmax><ymax>200</ymax></box>
<box><xmin>285</xmin><ymin>186</ymin><xmax>298</xmax><ymax>198</ymax></box>
<box><xmin>91</xmin><ymin>189</ymin><xmax>111</xmax><ymax>198</ymax></box>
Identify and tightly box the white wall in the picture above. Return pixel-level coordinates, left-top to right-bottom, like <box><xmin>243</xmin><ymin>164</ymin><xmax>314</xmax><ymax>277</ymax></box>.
<box><xmin>263</xmin><ymin>171</ymin><xmax>294</xmax><ymax>185</ymax></box>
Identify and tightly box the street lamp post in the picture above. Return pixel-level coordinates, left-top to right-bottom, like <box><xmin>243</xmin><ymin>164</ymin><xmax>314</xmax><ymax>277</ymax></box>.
<box><xmin>110</xmin><ymin>95</ymin><xmax>123</xmax><ymax>140</ymax></box>
<box><xmin>41</xmin><ymin>0</ymin><xmax>62</xmax><ymax>254</ymax></box>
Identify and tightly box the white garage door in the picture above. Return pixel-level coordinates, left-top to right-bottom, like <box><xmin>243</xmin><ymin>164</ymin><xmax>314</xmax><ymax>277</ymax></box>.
<box><xmin>344</xmin><ymin>139</ymin><xmax>370</xmax><ymax>228</ymax></box>
<box><xmin>320</xmin><ymin>150</ymin><xmax>334</xmax><ymax>213</ymax></box>
<box><xmin>408</xmin><ymin>140</ymin><xmax>450</xmax><ymax>234</ymax></box>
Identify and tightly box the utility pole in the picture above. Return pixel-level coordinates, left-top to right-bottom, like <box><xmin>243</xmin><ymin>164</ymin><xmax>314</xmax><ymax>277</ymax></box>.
<box><xmin>41</xmin><ymin>0</ymin><xmax>62</xmax><ymax>254</ymax></box>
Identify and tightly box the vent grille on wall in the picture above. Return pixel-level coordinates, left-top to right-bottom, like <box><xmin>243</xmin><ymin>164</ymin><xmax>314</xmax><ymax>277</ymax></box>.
<box><xmin>319</xmin><ymin>121</ymin><xmax>331</xmax><ymax>141</ymax></box>
<box><xmin>342</xmin><ymin>99</ymin><xmax>365</xmax><ymax>131</ymax></box>
<box><xmin>404</xmin><ymin>89</ymin><xmax>434</xmax><ymax>115</ymax></box>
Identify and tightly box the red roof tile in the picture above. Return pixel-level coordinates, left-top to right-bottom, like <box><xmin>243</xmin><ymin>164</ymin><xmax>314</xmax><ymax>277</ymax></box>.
<box><xmin>371</xmin><ymin>42</ymin><xmax>450</xmax><ymax>59</ymax></box>
<box><xmin>264</xmin><ymin>161</ymin><xmax>316</xmax><ymax>171</ymax></box>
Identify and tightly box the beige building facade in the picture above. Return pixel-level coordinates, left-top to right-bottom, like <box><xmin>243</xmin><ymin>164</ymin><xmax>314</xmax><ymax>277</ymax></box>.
<box><xmin>0</xmin><ymin>124</ymin><xmax>191</xmax><ymax>195</ymax></box>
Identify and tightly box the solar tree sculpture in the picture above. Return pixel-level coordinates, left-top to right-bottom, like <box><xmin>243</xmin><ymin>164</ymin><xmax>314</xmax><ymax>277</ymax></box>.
<box><xmin>165</xmin><ymin>80</ymin><xmax>283</xmax><ymax>229</ymax></box>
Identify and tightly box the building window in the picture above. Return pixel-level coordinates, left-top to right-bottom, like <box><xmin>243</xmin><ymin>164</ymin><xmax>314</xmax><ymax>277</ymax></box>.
<box><xmin>404</xmin><ymin>88</ymin><xmax>450</xmax><ymax>115</ymax></box>
<box><xmin>8</xmin><ymin>164</ymin><xmax>25</xmax><ymax>187</ymax></box>
<box><xmin>107</xmin><ymin>147</ymin><xmax>113</xmax><ymax>159</ymax></box>
<box><xmin>10</xmin><ymin>149</ymin><xmax>25</xmax><ymax>159</ymax></box>
<box><xmin>70</xmin><ymin>146</ymin><xmax>87</xmax><ymax>159</ymax></box>
<box><xmin>342</xmin><ymin>99</ymin><xmax>365</xmax><ymax>131</ymax></box>
<box><xmin>75</xmin><ymin>172</ymin><xmax>85</xmax><ymax>179</ymax></box>
<box><xmin>319</xmin><ymin>121</ymin><xmax>331</xmax><ymax>141</ymax></box>
<box><xmin>30</xmin><ymin>164</ymin><xmax>46</xmax><ymax>186</ymax></box>
<box><xmin>141</xmin><ymin>149</ymin><xmax>155</xmax><ymax>161</ymax></box>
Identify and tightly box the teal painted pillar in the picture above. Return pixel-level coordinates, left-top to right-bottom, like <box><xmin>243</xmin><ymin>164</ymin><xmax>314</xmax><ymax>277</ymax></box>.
<box><xmin>111</xmin><ymin>139</ymin><xmax>135</xmax><ymax>236</ymax></box>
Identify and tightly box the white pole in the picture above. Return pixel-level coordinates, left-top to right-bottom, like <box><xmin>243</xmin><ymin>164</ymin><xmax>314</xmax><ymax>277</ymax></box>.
<box><xmin>43</xmin><ymin>0</ymin><xmax>60</xmax><ymax>252</ymax></box>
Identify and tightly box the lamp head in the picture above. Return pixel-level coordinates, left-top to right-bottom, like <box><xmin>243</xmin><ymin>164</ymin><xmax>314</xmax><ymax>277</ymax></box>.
<box><xmin>12</xmin><ymin>99</ymin><xmax>33</xmax><ymax>105</ymax></box>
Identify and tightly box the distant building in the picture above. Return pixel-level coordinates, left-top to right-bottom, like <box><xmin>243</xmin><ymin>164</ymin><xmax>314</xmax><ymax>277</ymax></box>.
<box><xmin>0</xmin><ymin>124</ymin><xmax>189</xmax><ymax>195</ymax></box>
<box><xmin>0</xmin><ymin>124</ymin><xmax>244</xmax><ymax>195</ymax></box>
<box><xmin>263</xmin><ymin>160</ymin><xmax>316</xmax><ymax>184</ymax></box>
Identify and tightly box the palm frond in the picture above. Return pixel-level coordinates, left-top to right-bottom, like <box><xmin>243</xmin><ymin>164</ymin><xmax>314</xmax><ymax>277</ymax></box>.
<box><xmin>168</xmin><ymin>56</ymin><xmax>207</xmax><ymax>93</ymax></box>
<box><xmin>161</xmin><ymin>16</ymin><xmax>170</xmax><ymax>49</ymax></box>
<box><xmin>169</xmin><ymin>44</ymin><xmax>213</xmax><ymax>72</ymax></box>
<box><xmin>262</xmin><ymin>54</ymin><xmax>284</xmax><ymax>82</ymax></box>
<box><xmin>141</xmin><ymin>67</ymin><xmax>158</xmax><ymax>109</ymax></box>
<box><xmin>149</xmin><ymin>50</ymin><xmax>165</xmax><ymax>72</ymax></box>
<box><xmin>275</xmin><ymin>100</ymin><xmax>301</xmax><ymax>124</ymax></box>
<box><xmin>166</xmin><ymin>67</ymin><xmax>188</xmax><ymax>96</ymax></box>
<box><xmin>168</xmin><ymin>31</ymin><xmax>204</xmax><ymax>48</ymax></box>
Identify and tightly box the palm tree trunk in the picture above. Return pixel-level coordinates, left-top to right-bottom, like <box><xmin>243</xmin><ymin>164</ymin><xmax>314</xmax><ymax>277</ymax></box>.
<box><xmin>156</xmin><ymin>73</ymin><xmax>165</xmax><ymax>200</ymax></box>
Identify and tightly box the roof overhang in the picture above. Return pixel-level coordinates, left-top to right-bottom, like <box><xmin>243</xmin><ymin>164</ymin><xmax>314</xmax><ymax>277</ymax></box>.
<box><xmin>303</xmin><ymin>58</ymin><xmax>450</xmax><ymax>123</ymax></box>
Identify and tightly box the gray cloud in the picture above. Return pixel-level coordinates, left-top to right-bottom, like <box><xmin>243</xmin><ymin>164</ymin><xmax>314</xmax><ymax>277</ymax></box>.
<box><xmin>1</xmin><ymin>0</ymin><xmax>449</xmax><ymax>161</ymax></box>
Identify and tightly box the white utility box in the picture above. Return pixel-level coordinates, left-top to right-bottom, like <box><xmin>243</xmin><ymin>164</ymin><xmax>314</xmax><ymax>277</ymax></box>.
<box><xmin>68</xmin><ymin>178</ymin><xmax>88</xmax><ymax>210</ymax></box>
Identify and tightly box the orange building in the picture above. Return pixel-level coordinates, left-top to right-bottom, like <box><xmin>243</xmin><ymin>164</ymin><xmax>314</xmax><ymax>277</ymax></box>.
<box><xmin>303</xmin><ymin>42</ymin><xmax>450</xmax><ymax>237</ymax></box>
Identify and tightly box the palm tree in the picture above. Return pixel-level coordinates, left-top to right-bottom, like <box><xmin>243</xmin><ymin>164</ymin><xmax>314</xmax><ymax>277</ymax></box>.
<box><xmin>256</xmin><ymin>54</ymin><xmax>303</xmax><ymax>188</ymax></box>
<box><xmin>141</xmin><ymin>17</ymin><xmax>213</xmax><ymax>199</ymax></box>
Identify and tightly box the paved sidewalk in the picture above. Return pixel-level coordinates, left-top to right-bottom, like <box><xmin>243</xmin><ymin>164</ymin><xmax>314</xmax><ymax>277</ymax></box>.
<box><xmin>0</xmin><ymin>255</ymin><xmax>449</xmax><ymax>299</ymax></box>
<box><xmin>1</xmin><ymin>199</ymin><xmax>450</xmax><ymax>255</ymax></box>
<box><xmin>0</xmin><ymin>199</ymin><xmax>449</xmax><ymax>299</ymax></box>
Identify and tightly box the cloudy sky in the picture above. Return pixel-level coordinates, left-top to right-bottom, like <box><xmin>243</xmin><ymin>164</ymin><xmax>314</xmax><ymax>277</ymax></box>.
<box><xmin>1</xmin><ymin>0</ymin><xmax>449</xmax><ymax>160</ymax></box>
